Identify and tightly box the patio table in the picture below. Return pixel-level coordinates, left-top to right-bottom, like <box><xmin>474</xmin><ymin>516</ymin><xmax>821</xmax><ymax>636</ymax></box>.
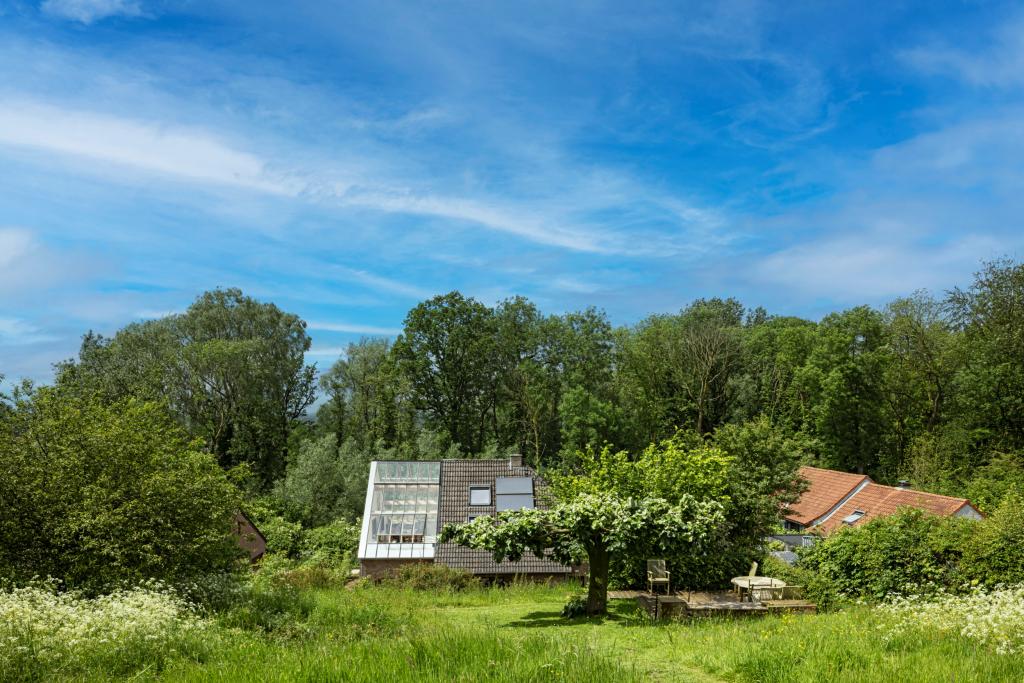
<box><xmin>730</xmin><ymin>576</ymin><xmax>785</xmax><ymax>602</ymax></box>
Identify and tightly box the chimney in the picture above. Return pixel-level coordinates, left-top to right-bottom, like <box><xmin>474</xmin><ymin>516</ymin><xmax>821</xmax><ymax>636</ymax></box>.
<box><xmin>896</xmin><ymin>480</ymin><xmax>911</xmax><ymax>490</ymax></box>
<box><xmin>509</xmin><ymin>453</ymin><xmax>523</xmax><ymax>468</ymax></box>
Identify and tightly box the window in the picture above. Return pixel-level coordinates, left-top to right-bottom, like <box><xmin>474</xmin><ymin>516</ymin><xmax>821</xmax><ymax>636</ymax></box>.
<box><xmin>842</xmin><ymin>510</ymin><xmax>865</xmax><ymax>525</ymax></box>
<box><xmin>468</xmin><ymin>513</ymin><xmax>489</xmax><ymax>522</ymax></box>
<box><xmin>469</xmin><ymin>486</ymin><xmax>491</xmax><ymax>506</ymax></box>
<box><xmin>496</xmin><ymin>477</ymin><xmax>534</xmax><ymax>511</ymax></box>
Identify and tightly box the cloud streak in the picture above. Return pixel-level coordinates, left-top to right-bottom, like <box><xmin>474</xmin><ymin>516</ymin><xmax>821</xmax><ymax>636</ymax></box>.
<box><xmin>41</xmin><ymin>0</ymin><xmax>142</xmax><ymax>24</ymax></box>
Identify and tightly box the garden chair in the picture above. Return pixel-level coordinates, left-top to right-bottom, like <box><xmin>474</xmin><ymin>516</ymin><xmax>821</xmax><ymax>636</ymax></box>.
<box><xmin>647</xmin><ymin>559</ymin><xmax>671</xmax><ymax>595</ymax></box>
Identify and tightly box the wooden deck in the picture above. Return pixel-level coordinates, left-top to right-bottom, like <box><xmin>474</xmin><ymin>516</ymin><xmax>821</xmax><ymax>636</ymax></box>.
<box><xmin>634</xmin><ymin>590</ymin><xmax>815</xmax><ymax>619</ymax></box>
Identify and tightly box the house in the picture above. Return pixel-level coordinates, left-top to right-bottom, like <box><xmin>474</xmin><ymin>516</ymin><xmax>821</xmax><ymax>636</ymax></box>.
<box><xmin>783</xmin><ymin>465</ymin><xmax>983</xmax><ymax>535</ymax></box>
<box><xmin>233</xmin><ymin>510</ymin><xmax>267</xmax><ymax>561</ymax></box>
<box><xmin>357</xmin><ymin>455</ymin><xmax>572</xmax><ymax>579</ymax></box>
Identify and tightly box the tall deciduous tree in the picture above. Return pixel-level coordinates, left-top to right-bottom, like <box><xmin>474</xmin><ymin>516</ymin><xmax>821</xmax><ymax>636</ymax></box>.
<box><xmin>56</xmin><ymin>288</ymin><xmax>316</xmax><ymax>486</ymax></box>
<box><xmin>393</xmin><ymin>292</ymin><xmax>499</xmax><ymax>453</ymax></box>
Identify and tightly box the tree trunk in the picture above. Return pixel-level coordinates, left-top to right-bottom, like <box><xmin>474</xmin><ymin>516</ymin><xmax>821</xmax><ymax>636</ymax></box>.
<box><xmin>586</xmin><ymin>544</ymin><xmax>610</xmax><ymax>616</ymax></box>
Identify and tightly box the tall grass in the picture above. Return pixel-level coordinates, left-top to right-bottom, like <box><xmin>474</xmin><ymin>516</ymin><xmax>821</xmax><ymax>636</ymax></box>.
<box><xmin>8</xmin><ymin>575</ymin><xmax>1024</xmax><ymax>682</ymax></box>
<box><xmin>0</xmin><ymin>581</ymin><xmax>209</xmax><ymax>681</ymax></box>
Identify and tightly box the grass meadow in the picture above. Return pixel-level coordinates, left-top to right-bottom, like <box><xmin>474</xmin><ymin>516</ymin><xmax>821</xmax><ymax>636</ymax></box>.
<box><xmin>5</xmin><ymin>580</ymin><xmax>1024</xmax><ymax>682</ymax></box>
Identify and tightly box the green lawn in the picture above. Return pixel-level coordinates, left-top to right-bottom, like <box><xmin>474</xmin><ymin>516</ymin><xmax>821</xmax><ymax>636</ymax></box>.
<box><xmin>51</xmin><ymin>583</ymin><xmax>1024</xmax><ymax>682</ymax></box>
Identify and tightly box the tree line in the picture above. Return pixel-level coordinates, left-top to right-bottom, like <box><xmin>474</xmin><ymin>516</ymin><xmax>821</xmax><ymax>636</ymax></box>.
<box><xmin>21</xmin><ymin>257</ymin><xmax>1024</xmax><ymax>509</ymax></box>
<box><xmin>4</xmin><ymin>258</ymin><xmax>1023</xmax><ymax>592</ymax></box>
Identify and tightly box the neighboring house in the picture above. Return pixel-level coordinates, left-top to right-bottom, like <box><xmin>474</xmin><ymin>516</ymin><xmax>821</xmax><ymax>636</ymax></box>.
<box><xmin>233</xmin><ymin>510</ymin><xmax>267</xmax><ymax>561</ymax></box>
<box><xmin>783</xmin><ymin>465</ymin><xmax>983</xmax><ymax>535</ymax></box>
<box><xmin>357</xmin><ymin>455</ymin><xmax>572</xmax><ymax>579</ymax></box>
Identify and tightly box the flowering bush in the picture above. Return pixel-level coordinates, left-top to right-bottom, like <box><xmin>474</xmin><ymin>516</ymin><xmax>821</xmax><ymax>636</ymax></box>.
<box><xmin>0</xmin><ymin>580</ymin><xmax>209</xmax><ymax>680</ymax></box>
<box><xmin>879</xmin><ymin>584</ymin><xmax>1024</xmax><ymax>655</ymax></box>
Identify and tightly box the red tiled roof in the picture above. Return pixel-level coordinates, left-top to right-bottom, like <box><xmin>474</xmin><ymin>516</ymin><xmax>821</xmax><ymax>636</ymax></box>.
<box><xmin>816</xmin><ymin>482</ymin><xmax>979</xmax><ymax>534</ymax></box>
<box><xmin>784</xmin><ymin>466</ymin><xmax>870</xmax><ymax>526</ymax></box>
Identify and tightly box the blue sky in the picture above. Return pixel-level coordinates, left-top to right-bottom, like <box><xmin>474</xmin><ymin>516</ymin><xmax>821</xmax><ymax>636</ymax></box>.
<box><xmin>2</xmin><ymin>0</ymin><xmax>1023</xmax><ymax>384</ymax></box>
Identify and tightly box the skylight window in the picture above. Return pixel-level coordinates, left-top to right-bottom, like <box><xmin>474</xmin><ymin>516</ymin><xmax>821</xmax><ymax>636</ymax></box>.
<box><xmin>842</xmin><ymin>510</ymin><xmax>866</xmax><ymax>525</ymax></box>
<box><xmin>469</xmin><ymin>486</ymin><xmax>491</xmax><ymax>506</ymax></box>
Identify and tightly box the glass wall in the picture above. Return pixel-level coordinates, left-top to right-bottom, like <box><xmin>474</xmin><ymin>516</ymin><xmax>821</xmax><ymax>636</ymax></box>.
<box><xmin>368</xmin><ymin>483</ymin><xmax>439</xmax><ymax>543</ymax></box>
<box><xmin>361</xmin><ymin>461</ymin><xmax>441</xmax><ymax>559</ymax></box>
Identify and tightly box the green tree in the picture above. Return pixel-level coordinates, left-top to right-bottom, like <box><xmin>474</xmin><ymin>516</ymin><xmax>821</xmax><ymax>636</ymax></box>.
<box><xmin>274</xmin><ymin>434</ymin><xmax>366</xmax><ymax>527</ymax></box>
<box><xmin>441</xmin><ymin>493</ymin><xmax>724</xmax><ymax>615</ymax></box>
<box><xmin>392</xmin><ymin>292</ymin><xmax>499</xmax><ymax>453</ymax></box>
<box><xmin>318</xmin><ymin>338</ymin><xmax>414</xmax><ymax>450</ymax></box>
<box><xmin>0</xmin><ymin>387</ymin><xmax>241</xmax><ymax>592</ymax></box>
<box><xmin>948</xmin><ymin>259</ymin><xmax>1024</xmax><ymax>451</ymax></box>
<box><xmin>618</xmin><ymin>298</ymin><xmax>744</xmax><ymax>442</ymax></box>
<box><xmin>57</xmin><ymin>289</ymin><xmax>317</xmax><ymax>486</ymax></box>
<box><xmin>802</xmin><ymin>306</ymin><xmax>889</xmax><ymax>474</ymax></box>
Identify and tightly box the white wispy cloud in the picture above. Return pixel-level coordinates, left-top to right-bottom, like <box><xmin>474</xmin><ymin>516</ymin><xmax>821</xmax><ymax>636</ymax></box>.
<box><xmin>41</xmin><ymin>0</ymin><xmax>142</xmax><ymax>24</ymax></box>
<box><xmin>0</xmin><ymin>317</ymin><xmax>59</xmax><ymax>345</ymax></box>
<box><xmin>900</xmin><ymin>12</ymin><xmax>1024</xmax><ymax>88</ymax></box>
<box><xmin>0</xmin><ymin>101</ymin><xmax>294</xmax><ymax>194</ymax></box>
<box><xmin>306</xmin><ymin>321</ymin><xmax>402</xmax><ymax>336</ymax></box>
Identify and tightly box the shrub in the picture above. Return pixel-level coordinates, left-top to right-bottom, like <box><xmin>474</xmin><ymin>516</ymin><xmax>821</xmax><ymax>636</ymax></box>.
<box><xmin>961</xmin><ymin>489</ymin><xmax>1024</xmax><ymax>586</ymax></box>
<box><xmin>301</xmin><ymin>519</ymin><xmax>361</xmax><ymax>567</ymax></box>
<box><xmin>758</xmin><ymin>554</ymin><xmax>839</xmax><ymax>611</ymax></box>
<box><xmin>382</xmin><ymin>563</ymin><xmax>481</xmax><ymax>591</ymax></box>
<box><xmin>798</xmin><ymin>508</ymin><xmax>972</xmax><ymax>600</ymax></box>
<box><xmin>217</xmin><ymin>555</ymin><xmax>316</xmax><ymax>637</ymax></box>
<box><xmin>0</xmin><ymin>389</ymin><xmax>242</xmax><ymax>593</ymax></box>
<box><xmin>256</xmin><ymin>515</ymin><xmax>305</xmax><ymax>557</ymax></box>
<box><xmin>561</xmin><ymin>594</ymin><xmax>588</xmax><ymax>618</ymax></box>
<box><xmin>0</xmin><ymin>580</ymin><xmax>208</xmax><ymax>681</ymax></box>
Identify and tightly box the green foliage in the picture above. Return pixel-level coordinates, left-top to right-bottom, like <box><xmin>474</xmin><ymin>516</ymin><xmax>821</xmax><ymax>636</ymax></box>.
<box><xmin>549</xmin><ymin>422</ymin><xmax>804</xmax><ymax>590</ymax></box>
<box><xmin>392</xmin><ymin>291</ymin><xmax>499</xmax><ymax>453</ymax></box>
<box><xmin>0</xmin><ymin>388</ymin><xmax>241</xmax><ymax>592</ymax></box>
<box><xmin>379</xmin><ymin>563</ymin><xmax>482</xmax><ymax>591</ymax></box>
<box><xmin>758</xmin><ymin>555</ymin><xmax>839</xmax><ymax>612</ymax></box>
<box><xmin>300</xmin><ymin>519</ymin><xmax>361</xmax><ymax>567</ymax></box>
<box><xmin>961</xmin><ymin>489</ymin><xmax>1024</xmax><ymax>587</ymax></box>
<box><xmin>55</xmin><ymin>288</ymin><xmax>316</xmax><ymax>487</ymax></box>
<box><xmin>274</xmin><ymin>434</ymin><xmax>366</xmax><ymax>526</ymax></box>
<box><xmin>441</xmin><ymin>491</ymin><xmax>725</xmax><ymax>614</ymax></box>
<box><xmin>252</xmin><ymin>514</ymin><xmax>304</xmax><ymax>558</ymax></box>
<box><xmin>799</xmin><ymin>509</ymin><xmax>974</xmax><ymax>600</ymax></box>
<box><xmin>963</xmin><ymin>453</ymin><xmax>1024</xmax><ymax>514</ymax></box>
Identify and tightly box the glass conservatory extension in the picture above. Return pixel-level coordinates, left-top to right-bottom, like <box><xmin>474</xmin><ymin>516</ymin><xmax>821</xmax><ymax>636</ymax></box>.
<box><xmin>358</xmin><ymin>461</ymin><xmax>441</xmax><ymax>560</ymax></box>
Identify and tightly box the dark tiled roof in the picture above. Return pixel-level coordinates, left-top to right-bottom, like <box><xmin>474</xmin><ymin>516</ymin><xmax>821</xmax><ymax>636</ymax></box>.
<box><xmin>434</xmin><ymin>459</ymin><xmax>571</xmax><ymax>575</ymax></box>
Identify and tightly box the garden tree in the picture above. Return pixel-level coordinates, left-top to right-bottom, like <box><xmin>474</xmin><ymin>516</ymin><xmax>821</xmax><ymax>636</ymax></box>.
<box><xmin>801</xmin><ymin>306</ymin><xmax>890</xmax><ymax>474</ymax></box>
<box><xmin>317</xmin><ymin>338</ymin><xmax>415</xmax><ymax>450</ymax></box>
<box><xmin>441</xmin><ymin>493</ymin><xmax>724</xmax><ymax>615</ymax></box>
<box><xmin>618</xmin><ymin>298</ymin><xmax>744</xmax><ymax>444</ymax></box>
<box><xmin>393</xmin><ymin>292</ymin><xmax>501</xmax><ymax>453</ymax></box>
<box><xmin>948</xmin><ymin>259</ymin><xmax>1024</xmax><ymax>451</ymax></box>
<box><xmin>56</xmin><ymin>289</ymin><xmax>317</xmax><ymax>487</ymax></box>
<box><xmin>551</xmin><ymin>421</ymin><xmax>806</xmax><ymax>587</ymax></box>
<box><xmin>0</xmin><ymin>386</ymin><xmax>241</xmax><ymax>592</ymax></box>
<box><xmin>708</xmin><ymin>418</ymin><xmax>809</xmax><ymax>579</ymax></box>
